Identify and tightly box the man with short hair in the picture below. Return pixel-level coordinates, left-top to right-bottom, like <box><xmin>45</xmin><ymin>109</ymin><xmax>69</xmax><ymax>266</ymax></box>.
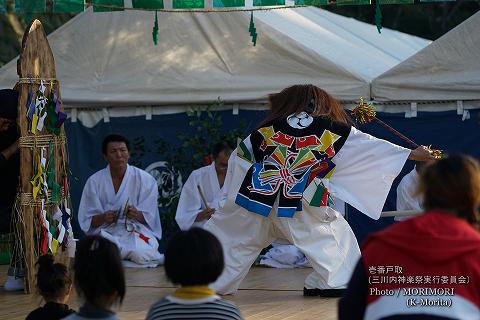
<box><xmin>175</xmin><ymin>141</ymin><xmax>233</xmax><ymax>230</ymax></box>
<box><xmin>78</xmin><ymin>134</ymin><xmax>163</xmax><ymax>267</ymax></box>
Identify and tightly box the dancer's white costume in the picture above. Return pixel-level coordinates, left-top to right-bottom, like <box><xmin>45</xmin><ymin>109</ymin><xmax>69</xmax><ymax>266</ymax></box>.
<box><xmin>205</xmin><ymin>114</ymin><xmax>410</xmax><ymax>294</ymax></box>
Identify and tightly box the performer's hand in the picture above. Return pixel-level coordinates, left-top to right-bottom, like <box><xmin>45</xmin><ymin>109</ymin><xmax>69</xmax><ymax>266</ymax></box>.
<box><xmin>91</xmin><ymin>210</ymin><xmax>116</xmax><ymax>228</ymax></box>
<box><xmin>196</xmin><ymin>208</ymin><xmax>215</xmax><ymax>221</ymax></box>
<box><xmin>126</xmin><ymin>205</ymin><xmax>146</xmax><ymax>223</ymax></box>
<box><xmin>103</xmin><ymin>210</ymin><xmax>117</xmax><ymax>224</ymax></box>
<box><xmin>409</xmin><ymin>146</ymin><xmax>437</xmax><ymax>161</ymax></box>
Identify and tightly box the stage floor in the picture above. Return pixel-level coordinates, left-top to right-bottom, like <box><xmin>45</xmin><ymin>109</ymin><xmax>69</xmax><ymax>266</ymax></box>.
<box><xmin>0</xmin><ymin>264</ymin><xmax>337</xmax><ymax>319</ymax></box>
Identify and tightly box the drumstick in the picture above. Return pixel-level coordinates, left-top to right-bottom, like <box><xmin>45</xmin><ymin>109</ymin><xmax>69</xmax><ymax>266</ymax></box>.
<box><xmin>197</xmin><ymin>185</ymin><xmax>210</xmax><ymax>210</ymax></box>
<box><xmin>380</xmin><ymin>210</ymin><xmax>422</xmax><ymax>218</ymax></box>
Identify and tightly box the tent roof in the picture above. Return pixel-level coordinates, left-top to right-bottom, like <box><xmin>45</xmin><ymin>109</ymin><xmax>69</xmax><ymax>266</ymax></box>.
<box><xmin>0</xmin><ymin>7</ymin><xmax>428</xmax><ymax>106</ymax></box>
<box><xmin>372</xmin><ymin>11</ymin><xmax>480</xmax><ymax>102</ymax></box>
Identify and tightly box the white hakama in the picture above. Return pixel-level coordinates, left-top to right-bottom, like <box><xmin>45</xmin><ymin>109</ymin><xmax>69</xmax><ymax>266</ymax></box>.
<box><xmin>175</xmin><ymin>163</ymin><xmax>222</xmax><ymax>230</ymax></box>
<box><xmin>79</xmin><ymin>165</ymin><xmax>163</xmax><ymax>267</ymax></box>
<box><xmin>177</xmin><ymin>163</ymin><xmax>312</xmax><ymax>269</ymax></box>
<box><xmin>204</xmin><ymin>127</ymin><xmax>410</xmax><ymax>294</ymax></box>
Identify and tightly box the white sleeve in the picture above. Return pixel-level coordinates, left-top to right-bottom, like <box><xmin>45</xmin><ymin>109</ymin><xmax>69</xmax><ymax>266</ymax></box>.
<box><xmin>137</xmin><ymin>174</ymin><xmax>162</xmax><ymax>239</ymax></box>
<box><xmin>78</xmin><ymin>176</ymin><xmax>103</xmax><ymax>234</ymax></box>
<box><xmin>175</xmin><ymin>173</ymin><xmax>202</xmax><ymax>230</ymax></box>
<box><xmin>329</xmin><ymin>126</ymin><xmax>411</xmax><ymax>220</ymax></box>
<box><xmin>396</xmin><ymin>170</ymin><xmax>422</xmax><ymax>211</ymax></box>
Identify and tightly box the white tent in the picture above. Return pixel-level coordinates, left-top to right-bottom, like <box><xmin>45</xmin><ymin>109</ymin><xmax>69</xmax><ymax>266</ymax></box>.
<box><xmin>372</xmin><ymin>11</ymin><xmax>480</xmax><ymax>103</ymax></box>
<box><xmin>0</xmin><ymin>6</ymin><xmax>429</xmax><ymax>112</ymax></box>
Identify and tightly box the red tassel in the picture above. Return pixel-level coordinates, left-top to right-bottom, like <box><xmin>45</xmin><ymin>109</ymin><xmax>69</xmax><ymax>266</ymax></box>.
<box><xmin>138</xmin><ymin>232</ymin><xmax>150</xmax><ymax>244</ymax></box>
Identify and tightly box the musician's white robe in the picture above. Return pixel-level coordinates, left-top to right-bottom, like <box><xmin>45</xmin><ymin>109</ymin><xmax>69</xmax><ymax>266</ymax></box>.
<box><xmin>175</xmin><ymin>163</ymin><xmax>222</xmax><ymax>230</ymax></box>
<box><xmin>79</xmin><ymin>165</ymin><xmax>163</xmax><ymax>267</ymax></box>
<box><xmin>204</xmin><ymin>127</ymin><xmax>411</xmax><ymax>294</ymax></box>
<box><xmin>395</xmin><ymin>167</ymin><xmax>422</xmax><ymax>221</ymax></box>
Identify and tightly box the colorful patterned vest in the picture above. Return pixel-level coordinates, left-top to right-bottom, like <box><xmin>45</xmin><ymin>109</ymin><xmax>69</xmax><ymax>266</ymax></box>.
<box><xmin>236</xmin><ymin>114</ymin><xmax>350</xmax><ymax>218</ymax></box>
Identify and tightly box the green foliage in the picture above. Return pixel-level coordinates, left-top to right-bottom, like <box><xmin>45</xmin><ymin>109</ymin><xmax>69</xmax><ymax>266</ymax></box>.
<box><xmin>176</xmin><ymin>99</ymin><xmax>246</xmax><ymax>177</ymax></box>
<box><xmin>325</xmin><ymin>1</ymin><xmax>480</xmax><ymax>41</ymax></box>
<box><xmin>0</xmin><ymin>1</ymin><xmax>479</xmax><ymax>66</ymax></box>
<box><xmin>160</xmin><ymin>196</ymin><xmax>179</xmax><ymax>239</ymax></box>
<box><xmin>129</xmin><ymin>136</ymin><xmax>147</xmax><ymax>168</ymax></box>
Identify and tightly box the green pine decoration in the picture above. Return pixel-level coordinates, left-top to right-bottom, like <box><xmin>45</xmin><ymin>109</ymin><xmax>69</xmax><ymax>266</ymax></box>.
<box><xmin>53</xmin><ymin>0</ymin><xmax>85</xmax><ymax>13</ymax></box>
<box><xmin>249</xmin><ymin>12</ymin><xmax>257</xmax><ymax>47</ymax></box>
<box><xmin>93</xmin><ymin>0</ymin><xmax>124</xmax><ymax>12</ymax></box>
<box><xmin>253</xmin><ymin>0</ymin><xmax>285</xmax><ymax>5</ymax></box>
<box><xmin>172</xmin><ymin>0</ymin><xmax>204</xmax><ymax>8</ymax></box>
<box><xmin>213</xmin><ymin>0</ymin><xmax>245</xmax><ymax>7</ymax></box>
<box><xmin>375</xmin><ymin>1</ymin><xmax>382</xmax><ymax>33</ymax></box>
<box><xmin>152</xmin><ymin>10</ymin><xmax>159</xmax><ymax>46</ymax></box>
<box><xmin>15</xmin><ymin>0</ymin><xmax>46</xmax><ymax>13</ymax></box>
<box><xmin>132</xmin><ymin>0</ymin><xmax>164</xmax><ymax>9</ymax></box>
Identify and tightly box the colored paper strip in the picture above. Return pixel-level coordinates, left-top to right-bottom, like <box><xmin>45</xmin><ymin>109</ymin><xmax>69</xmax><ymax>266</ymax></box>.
<box><xmin>93</xmin><ymin>0</ymin><xmax>124</xmax><ymax>12</ymax></box>
<box><xmin>53</xmin><ymin>0</ymin><xmax>84</xmax><ymax>13</ymax></box>
<box><xmin>213</xmin><ymin>0</ymin><xmax>245</xmax><ymax>7</ymax></box>
<box><xmin>132</xmin><ymin>0</ymin><xmax>164</xmax><ymax>9</ymax></box>
<box><xmin>253</xmin><ymin>0</ymin><xmax>285</xmax><ymax>5</ymax></box>
<box><xmin>172</xmin><ymin>0</ymin><xmax>204</xmax><ymax>8</ymax></box>
<box><xmin>15</xmin><ymin>0</ymin><xmax>45</xmax><ymax>13</ymax></box>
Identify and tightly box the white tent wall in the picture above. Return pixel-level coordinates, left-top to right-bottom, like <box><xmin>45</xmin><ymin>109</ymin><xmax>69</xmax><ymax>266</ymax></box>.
<box><xmin>372</xmin><ymin>11</ymin><xmax>480</xmax><ymax>104</ymax></box>
<box><xmin>67</xmin><ymin>102</ymin><xmax>270</xmax><ymax>128</ymax></box>
<box><xmin>0</xmin><ymin>7</ymin><xmax>429</xmax><ymax>117</ymax></box>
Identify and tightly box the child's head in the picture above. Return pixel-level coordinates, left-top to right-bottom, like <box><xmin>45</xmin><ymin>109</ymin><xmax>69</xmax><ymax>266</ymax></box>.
<box><xmin>74</xmin><ymin>235</ymin><xmax>125</xmax><ymax>307</ymax></box>
<box><xmin>36</xmin><ymin>254</ymin><xmax>72</xmax><ymax>303</ymax></box>
<box><xmin>165</xmin><ymin>228</ymin><xmax>224</xmax><ymax>286</ymax></box>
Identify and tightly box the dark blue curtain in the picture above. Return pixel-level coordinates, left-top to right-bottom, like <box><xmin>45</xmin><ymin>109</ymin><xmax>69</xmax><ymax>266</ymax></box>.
<box><xmin>65</xmin><ymin>108</ymin><xmax>480</xmax><ymax>246</ymax></box>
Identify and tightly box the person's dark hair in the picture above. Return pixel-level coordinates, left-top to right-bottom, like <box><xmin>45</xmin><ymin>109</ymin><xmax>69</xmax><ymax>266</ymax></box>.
<box><xmin>418</xmin><ymin>154</ymin><xmax>480</xmax><ymax>225</ymax></box>
<box><xmin>259</xmin><ymin>84</ymin><xmax>352</xmax><ymax>127</ymax></box>
<box><xmin>101</xmin><ymin>134</ymin><xmax>130</xmax><ymax>155</ymax></box>
<box><xmin>74</xmin><ymin>235</ymin><xmax>125</xmax><ymax>306</ymax></box>
<box><xmin>165</xmin><ymin>228</ymin><xmax>224</xmax><ymax>286</ymax></box>
<box><xmin>212</xmin><ymin>140</ymin><xmax>234</xmax><ymax>159</ymax></box>
<box><xmin>36</xmin><ymin>254</ymin><xmax>72</xmax><ymax>301</ymax></box>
